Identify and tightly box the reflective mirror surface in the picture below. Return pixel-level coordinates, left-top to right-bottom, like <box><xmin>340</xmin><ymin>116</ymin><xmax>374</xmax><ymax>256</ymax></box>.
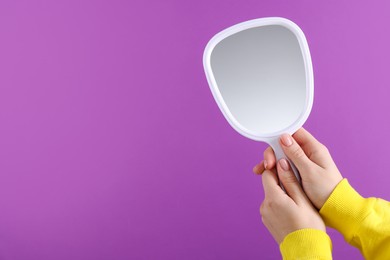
<box><xmin>210</xmin><ymin>25</ymin><xmax>306</xmax><ymax>136</ymax></box>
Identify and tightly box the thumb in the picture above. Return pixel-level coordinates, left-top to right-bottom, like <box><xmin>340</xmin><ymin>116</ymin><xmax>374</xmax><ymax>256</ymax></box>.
<box><xmin>261</xmin><ymin>169</ymin><xmax>283</xmax><ymax>198</ymax></box>
<box><xmin>277</xmin><ymin>158</ymin><xmax>306</xmax><ymax>204</ymax></box>
<box><xmin>293</xmin><ymin>128</ymin><xmax>335</xmax><ymax>169</ymax></box>
<box><xmin>279</xmin><ymin>133</ymin><xmax>316</xmax><ymax>174</ymax></box>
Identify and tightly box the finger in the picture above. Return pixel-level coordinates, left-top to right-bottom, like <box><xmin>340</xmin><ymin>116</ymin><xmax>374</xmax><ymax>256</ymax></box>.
<box><xmin>280</xmin><ymin>133</ymin><xmax>317</xmax><ymax>173</ymax></box>
<box><xmin>261</xmin><ymin>169</ymin><xmax>283</xmax><ymax>197</ymax></box>
<box><xmin>263</xmin><ymin>146</ymin><xmax>276</xmax><ymax>170</ymax></box>
<box><xmin>277</xmin><ymin>158</ymin><xmax>306</xmax><ymax>204</ymax></box>
<box><xmin>253</xmin><ymin>160</ymin><xmax>265</xmax><ymax>175</ymax></box>
<box><xmin>293</xmin><ymin>128</ymin><xmax>334</xmax><ymax>169</ymax></box>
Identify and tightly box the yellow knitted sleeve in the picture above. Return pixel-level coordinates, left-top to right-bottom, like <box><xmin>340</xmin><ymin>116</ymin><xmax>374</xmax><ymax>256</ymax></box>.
<box><xmin>280</xmin><ymin>229</ymin><xmax>332</xmax><ymax>259</ymax></box>
<box><xmin>320</xmin><ymin>178</ymin><xmax>390</xmax><ymax>260</ymax></box>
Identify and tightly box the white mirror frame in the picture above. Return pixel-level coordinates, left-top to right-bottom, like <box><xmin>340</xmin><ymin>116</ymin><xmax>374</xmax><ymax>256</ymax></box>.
<box><xmin>203</xmin><ymin>17</ymin><xmax>314</xmax><ymax>142</ymax></box>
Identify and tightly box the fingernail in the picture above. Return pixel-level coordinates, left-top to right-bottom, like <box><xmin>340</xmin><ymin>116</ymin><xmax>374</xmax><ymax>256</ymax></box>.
<box><xmin>281</xmin><ymin>134</ymin><xmax>293</xmax><ymax>146</ymax></box>
<box><xmin>279</xmin><ymin>159</ymin><xmax>290</xmax><ymax>171</ymax></box>
<box><xmin>263</xmin><ymin>160</ymin><xmax>268</xmax><ymax>169</ymax></box>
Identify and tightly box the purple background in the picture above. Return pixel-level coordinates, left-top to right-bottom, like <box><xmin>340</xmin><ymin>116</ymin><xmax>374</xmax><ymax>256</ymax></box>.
<box><xmin>0</xmin><ymin>0</ymin><xmax>388</xmax><ymax>259</ymax></box>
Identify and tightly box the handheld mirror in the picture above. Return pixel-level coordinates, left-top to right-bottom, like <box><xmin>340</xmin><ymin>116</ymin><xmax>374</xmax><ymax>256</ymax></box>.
<box><xmin>203</xmin><ymin>17</ymin><xmax>313</xmax><ymax>182</ymax></box>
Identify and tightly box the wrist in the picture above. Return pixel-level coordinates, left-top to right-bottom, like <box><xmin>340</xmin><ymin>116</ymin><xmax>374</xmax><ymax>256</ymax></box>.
<box><xmin>319</xmin><ymin>178</ymin><xmax>371</xmax><ymax>242</ymax></box>
<box><xmin>313</xmin><ymin>176</ymin><xmax>343</xmax><ymax>209</ymax></box>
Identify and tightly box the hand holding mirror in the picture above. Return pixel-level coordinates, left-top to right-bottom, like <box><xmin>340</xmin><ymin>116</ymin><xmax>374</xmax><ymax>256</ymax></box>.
<box><xmin>203</xmin><ymin>17</ymin><xmax>314</xmax><ymax>183</ymax></box>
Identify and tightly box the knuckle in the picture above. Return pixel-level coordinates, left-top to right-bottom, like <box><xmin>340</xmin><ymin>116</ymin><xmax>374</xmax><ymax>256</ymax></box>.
<box><xmin>259</xmin><ymin>200</ymin><xmax>268</xmax><ymax>213</ymax></box>
<box><xmin>260</xmin><ymin>202</ymin><xmax>268</xmax><ymax>216</ymax></box>
<box><xmin>319</xmin><ymin>143</ymin><xmax>329</xmax><ymax>154</ymax></box>
<box><xmin>263</xmin><ymin>199</ymin><xmax>271</xmax><ymax>209</ymax></box>
<box><xmin>291</xmin><ymin>146</ymin><xmax>305</xmax><ymax>159</ymax></box>
<box><xmin>312</xmin><ymin>144</ymin><xmax>330</xmax><ymax>160</ymax></box>
<box><xmin>281</xmin><ymin>172</ymin><xmax>298</xmax><ymax>184</ymax></box>
<box><xmin>263</xmin><ymin>199</ymin><xmax>279</xmax><ymax>209</ymax></box>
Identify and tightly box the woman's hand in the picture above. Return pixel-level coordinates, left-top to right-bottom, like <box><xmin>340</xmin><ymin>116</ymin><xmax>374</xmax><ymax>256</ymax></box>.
<box><xmin>254</xmin><ymin>128</ymin><xmax>343</xmax><ymax>209</ymax></box>
<box><xmin>260</xmin><ymin>159</ymin><xmax>326</xmax><ymax>244</ymax></box>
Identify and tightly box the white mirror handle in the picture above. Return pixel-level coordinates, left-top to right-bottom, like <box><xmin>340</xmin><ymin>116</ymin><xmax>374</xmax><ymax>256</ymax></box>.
<box><xmin>268</xmin><ymin>137</ymin><xmax>301</xmax><ymax>189</ymax></box>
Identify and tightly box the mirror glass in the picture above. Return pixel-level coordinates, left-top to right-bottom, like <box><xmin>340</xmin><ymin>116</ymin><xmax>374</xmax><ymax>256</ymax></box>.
<box><xmin>210</xmin><ymin>25</ymin><xmax>306</xmax><ymax>136</ymax></box>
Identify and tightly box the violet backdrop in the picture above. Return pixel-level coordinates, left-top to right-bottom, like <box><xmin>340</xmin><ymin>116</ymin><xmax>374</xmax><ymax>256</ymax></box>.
<box><xmin>0</xmin><ymin>0</ymin><xmax>388</xmax><ymax>259</ymax></box>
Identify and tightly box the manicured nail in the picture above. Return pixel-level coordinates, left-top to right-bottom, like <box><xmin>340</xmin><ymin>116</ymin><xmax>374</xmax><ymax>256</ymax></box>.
<box><xmin>281</xmin><ymin>134</ymin><xmax>293</xmax><ymax>146</ymax></box>
<box><xmin>263</xmin><ymin>160</ymin><xmax>268</xmax><ymax>169</ymax></box>
<box><xmin>279</xmin><ymin>159</ymin><xmax>290</xmax><ymax>171</ymax></box>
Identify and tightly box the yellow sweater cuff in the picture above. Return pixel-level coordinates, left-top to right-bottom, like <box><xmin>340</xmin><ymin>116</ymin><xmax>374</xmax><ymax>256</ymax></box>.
<box><xmin>280</xmin><ymin>229</ymin><xmax>332</xmax><ymax>259</ymax></box>
<box><xmin>319</xmin><ymin>178</ymin><xmax>374</xmax><ymax>242</ymax></box>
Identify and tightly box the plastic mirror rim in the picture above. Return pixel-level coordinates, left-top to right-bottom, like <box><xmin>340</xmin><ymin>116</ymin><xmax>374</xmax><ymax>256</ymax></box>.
<box><xmin>203</xmin><ymin>17</ymin><xmax>314</xmax><ymax>142</ymax></box>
